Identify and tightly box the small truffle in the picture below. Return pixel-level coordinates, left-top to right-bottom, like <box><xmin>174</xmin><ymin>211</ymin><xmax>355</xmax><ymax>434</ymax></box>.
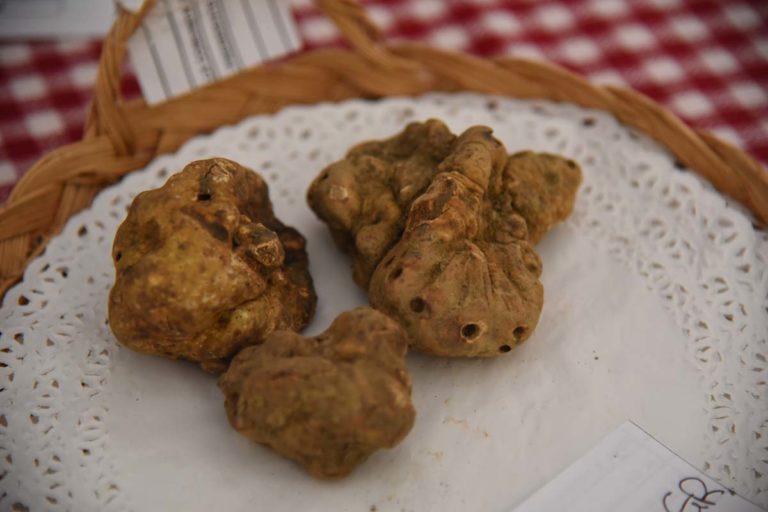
<box><xmin>218</xmin><ymin>308</ymin><xmax>415</xmax><ymax>478</ymax></box>
<box><xmin>109</xmin><ymin>158</ymin><xmax>316</xmax><ymax>372</ymax></box>
<box><xmin>308</xmin><ymin>120</ymin><xmax>581</xmax><ymax>357</ymax></box>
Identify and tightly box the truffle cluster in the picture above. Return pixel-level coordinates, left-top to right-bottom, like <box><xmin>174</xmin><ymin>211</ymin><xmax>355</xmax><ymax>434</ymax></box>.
<box><xmin>109</xmin><ymin>158</ymin><xmax>415</xmax><ymax>478</ymax></box>
<box><xmin>108</xmin><ymin>119</ymin><xmax>581</xmax><ymax>478</ymax></box>
<box><xmin>308</xmin><ymin>120</ymin><xmax>582</xmax><ymax>357</ymax></box>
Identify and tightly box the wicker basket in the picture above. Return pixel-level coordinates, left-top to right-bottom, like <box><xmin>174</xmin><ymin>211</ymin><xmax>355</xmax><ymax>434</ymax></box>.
<box><xmin>1</xmin><ymin>0</ymin><xmax>766</xmax><ymax>299</ymax></box>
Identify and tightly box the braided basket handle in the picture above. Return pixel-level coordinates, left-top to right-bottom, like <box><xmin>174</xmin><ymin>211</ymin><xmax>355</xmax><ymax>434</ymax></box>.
<box><xmin>0</xmin><ymin>0</ymin><xmax>766</xmax><ymax>300</ymax></box>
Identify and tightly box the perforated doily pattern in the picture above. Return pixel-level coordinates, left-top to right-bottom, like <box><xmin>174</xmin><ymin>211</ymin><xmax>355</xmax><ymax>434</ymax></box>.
<box><xmin>1</xmin><ymin>94</ymin><xmax>766</xmax><ymax>511</ymax></box>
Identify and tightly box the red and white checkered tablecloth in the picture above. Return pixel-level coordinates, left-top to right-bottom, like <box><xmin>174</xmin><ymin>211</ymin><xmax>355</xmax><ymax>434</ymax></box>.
<box><xmin>0</xmin><ymin>0</ymin><xmax>766</xmax><ymax>204</ymax></box>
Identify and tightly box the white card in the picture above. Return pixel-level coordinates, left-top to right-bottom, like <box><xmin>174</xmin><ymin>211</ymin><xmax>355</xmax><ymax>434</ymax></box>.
<box><xmin>127</xmin><ymin>0</ymin><xmax>301</xmax><ymax>105</ymax></box>
<box><xmin>512</xmin><ymin>422</ymin><xmax>765</xmax><ymax>512</ymax></box>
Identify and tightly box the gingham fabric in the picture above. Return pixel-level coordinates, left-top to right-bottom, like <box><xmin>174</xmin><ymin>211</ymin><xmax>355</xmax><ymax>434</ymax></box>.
<box><xmin>0</xmin><ymin>0</ymin><xmax>766</xmax><ymax>203</ymax></box>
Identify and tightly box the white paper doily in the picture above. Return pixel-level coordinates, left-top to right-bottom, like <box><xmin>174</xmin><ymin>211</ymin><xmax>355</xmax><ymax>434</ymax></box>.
<box><xmin>1</xmin><ymin>94</ymin><xmax>766</xmax><ymax>512</ymax></box>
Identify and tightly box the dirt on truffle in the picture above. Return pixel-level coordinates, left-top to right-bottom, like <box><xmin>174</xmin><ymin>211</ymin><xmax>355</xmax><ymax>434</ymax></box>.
<box><xmin>109</xmin><ymin>157</ymin><xmax>316</xmax><ymax>372</ymax></box>
<box><xmin>308</xmin><ymin>120</ymin><xmax>581</xmax><ymax>357</ymax></box>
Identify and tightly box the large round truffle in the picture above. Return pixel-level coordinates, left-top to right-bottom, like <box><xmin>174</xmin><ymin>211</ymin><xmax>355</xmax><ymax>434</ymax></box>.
<box><xmin>218</xmin><ymin>308</ymin><xmax>416</xmax><ymax>478</ymax></box>
<box><xmin>109</xmin><ymin>158</ymin><xmax>316</xmax><ymax>372</ymax></box>
<box><xmin>308</xmin><ymin>120</ymin><xmax>581</xmax><ymax>357</ymax></box>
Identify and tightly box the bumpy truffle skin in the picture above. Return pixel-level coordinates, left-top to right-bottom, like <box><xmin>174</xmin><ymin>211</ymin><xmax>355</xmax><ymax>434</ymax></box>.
<box><xmin>307</xmin><ymin>120</ymin><xmax>456</xmax><ymax>287</ymax></box>
<box><xmin>307</xmin><ymin>120</ymin><xmax>581</xmax><ymax>357</ymax></box>
<box><xmin>218</xmin><ymin>308</ymin><xmax>415</xmax><ymax>478</ymax></box>
<box><xmin>109</xmin><ymin>158</ymin><xmax>316</xmax><ymax>372</ymax></box>
<box><xmin>494</xmin><ymin>151</ymin><xmax>583</xmax><ymax>245</ymax></box>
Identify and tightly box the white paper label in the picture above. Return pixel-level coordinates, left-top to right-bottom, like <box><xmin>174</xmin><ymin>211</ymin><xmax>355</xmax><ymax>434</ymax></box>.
<box><xmin>512</xmin><ymin>422</ymin><xmax>765</xmax><ymax>512</ymax></box>
<box><xmin>127</xmin><ymin>0</ymin><xmax>301</xmax><ymax>105</ymax></box>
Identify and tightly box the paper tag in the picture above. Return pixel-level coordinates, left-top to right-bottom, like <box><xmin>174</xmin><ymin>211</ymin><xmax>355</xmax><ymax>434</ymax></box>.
<box><xmin>127</xmin><ymin>0</ymin><xmax>301</xmax><ymax>105</ymax></box>
<box><xmin>512</xmin><ymin>422</ymin><xmax>765</xmax><ymax>512</ymax></box>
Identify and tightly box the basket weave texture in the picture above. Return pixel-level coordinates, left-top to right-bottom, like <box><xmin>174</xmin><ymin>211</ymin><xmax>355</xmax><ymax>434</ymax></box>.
<box><xmin>0</xmin><ymin>0</ymin><xmax>766</xmax><ymax>299</ymax></box>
